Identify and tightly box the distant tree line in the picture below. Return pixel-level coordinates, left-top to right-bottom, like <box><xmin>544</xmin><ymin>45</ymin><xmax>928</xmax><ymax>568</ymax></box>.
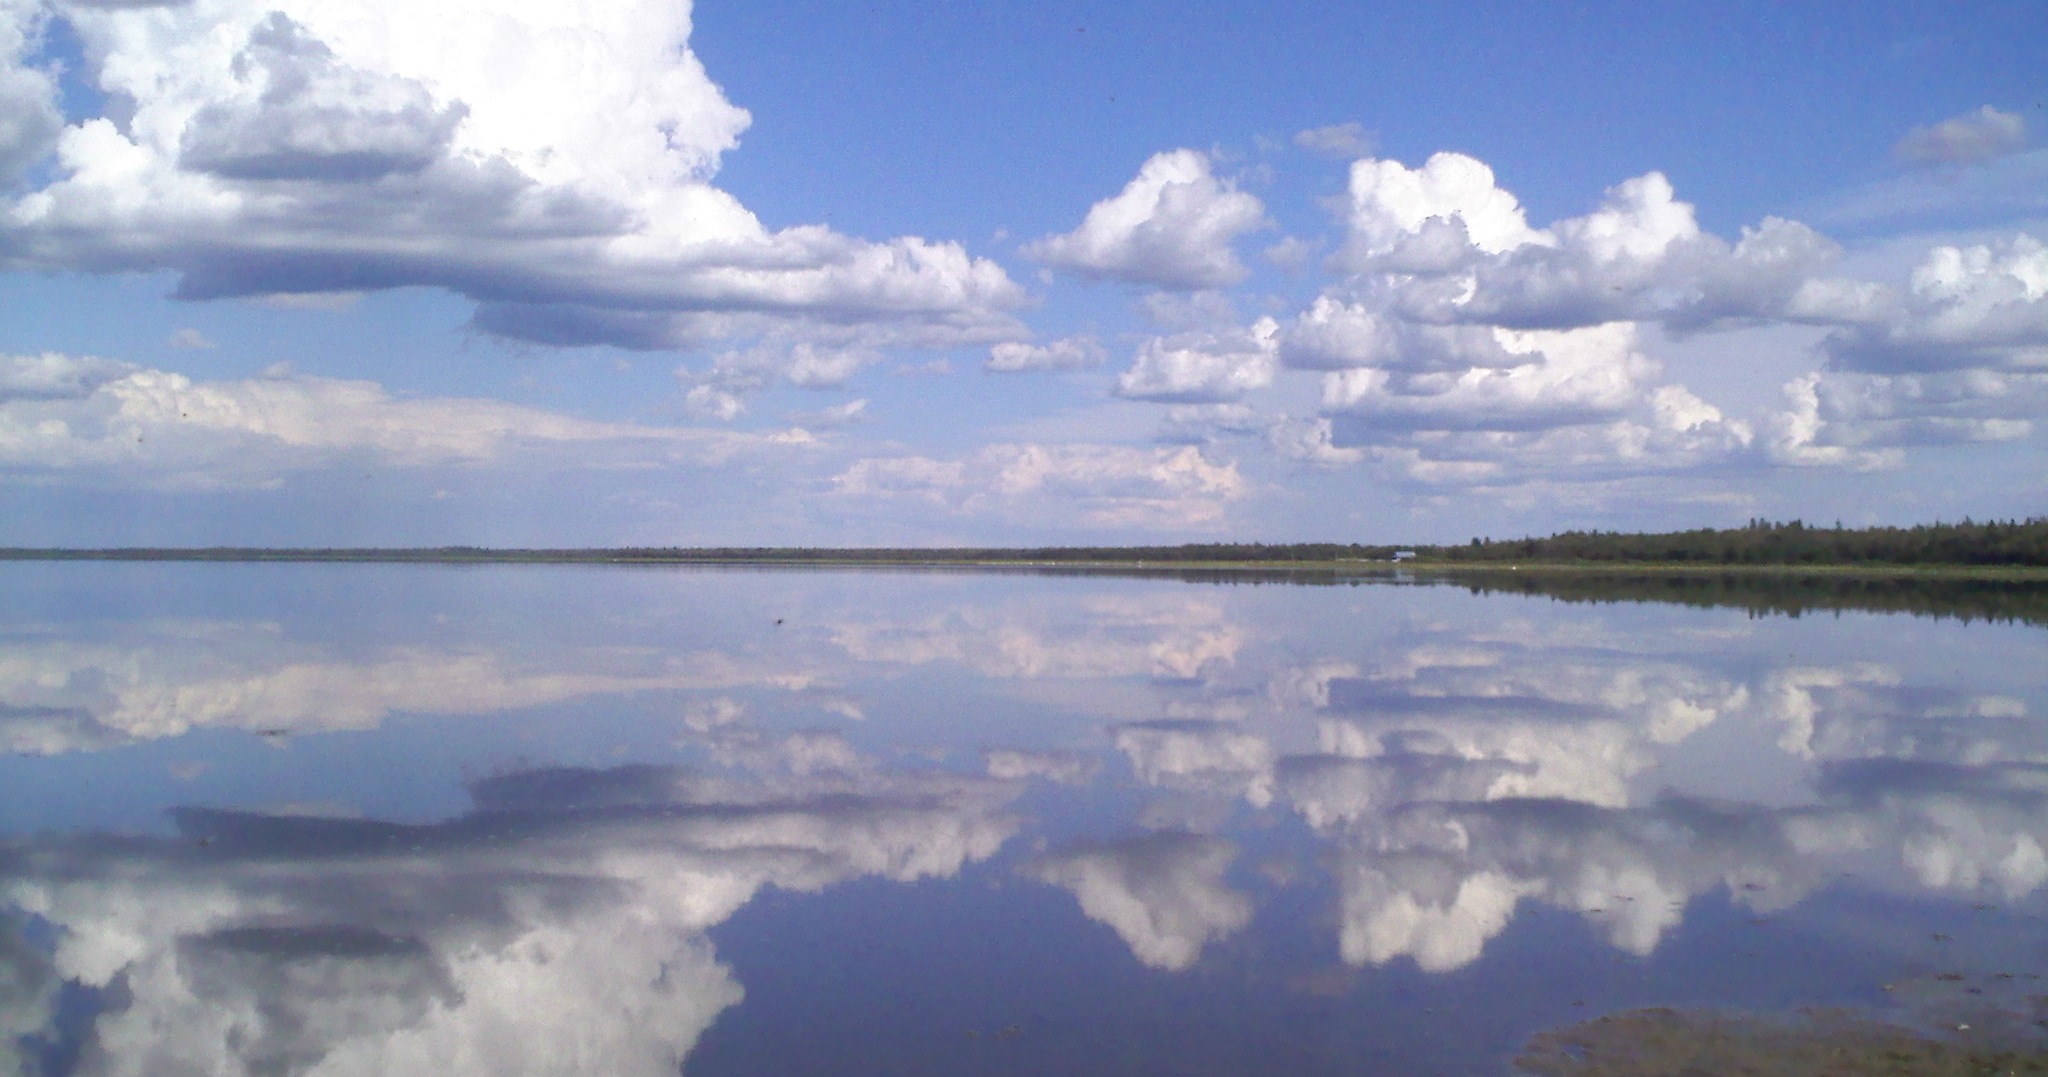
<box><xmin>1419</xmin><ymin>518</ymin><xmax>2048</xmax><ymax>567</ymax></box>
<box><xmin>0</xmin><ymin>543</ymin><xmax>1403</xmax><ymax>564</ymax></box>
<box><xmin>4</xmin><ymin>519</ymin><xmax>2046</xmax><ymax>567</ymax></box>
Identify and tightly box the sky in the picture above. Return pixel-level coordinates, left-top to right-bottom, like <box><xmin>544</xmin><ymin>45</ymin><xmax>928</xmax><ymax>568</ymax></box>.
<box><xmin>1</xmin><ymin>0</ymin><xmax>2044</xmax><ymax>547</ymax></box>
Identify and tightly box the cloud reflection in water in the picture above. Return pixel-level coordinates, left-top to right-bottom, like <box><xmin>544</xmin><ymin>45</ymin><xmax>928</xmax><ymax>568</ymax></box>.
<box><xmin>3</xmin><ymin>761</ymin><xmax>1020</xmax><ymax>1075</ymax></box>
<box><xmin>1</xmin><ymin>569</ymin><xmax>2044</xmax><ymax>1071</ymax></box>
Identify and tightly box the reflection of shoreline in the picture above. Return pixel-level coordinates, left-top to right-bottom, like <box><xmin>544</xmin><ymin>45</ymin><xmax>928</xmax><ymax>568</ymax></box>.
<box><xmin>9</xmin><ymin>557</ymin><xmax>2042</xmax><ymax>628</ymax></box>
<box><xmin>6</xmin><ymin>547</ymin><xmax>2045</xmax><ymax>577</ymax></box>
<box><xmin>1425</xmin><ymin>568</ymin><xmax>2048</xmax><ymax>628</ymax></box>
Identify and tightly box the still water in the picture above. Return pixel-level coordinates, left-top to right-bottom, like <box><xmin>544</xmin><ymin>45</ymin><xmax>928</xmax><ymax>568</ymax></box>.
<box><xmin>2</xmin><ymin>563</ymin><xmax>2045</xmax><ymax>1075</ymax></box>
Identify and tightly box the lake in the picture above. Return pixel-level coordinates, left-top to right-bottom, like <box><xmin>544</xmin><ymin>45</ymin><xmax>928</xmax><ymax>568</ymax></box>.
<box><xmin>3</xmin><ymin>563</ymin><xmax>2046</xmax><ymax>1075</ymax></box>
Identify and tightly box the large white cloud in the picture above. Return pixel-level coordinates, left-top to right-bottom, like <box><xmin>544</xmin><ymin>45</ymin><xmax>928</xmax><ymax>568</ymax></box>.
<box><xmin>1328</xmin><ymin>392</ymin><xmax>1757</xmax><ymax>488</ymax></box>
<box><xmin>1820</xmin><ymin>234</ymin><xmax>2048</xmax><ymax>373</ymax></box>
<box><xmin>1336</xmin><ymin>151</ymin><xmax>1551</xmax><ymax>269</ymax></box>
<box><xmin>1755</xmin><ymin>234</ymin><xmax>2048</xmax><ymax>462</ymax></box>
<box><xmin>1320</xmin><ymin>322</ymin><xmax>1655</xmax><ymax>431</ymax></box>
<box><xmin>1281</xmin><ymin>294</ymin><xmax>1521</xmax><ymax>373</ymax></box>
<box><xmin>1243</xmin><ymin>150</ymin><xmax>2027</xmax><ymax>490</ymax></box>
<box><xmin>0</xmin><ymin>0</ymin><xmax>1026</xmax><ymax>357</ymax></box>
<box><xmin>1307</xmin><ymin>321</ymin><xmax>1755</xmax><ymax>487</ymax></box>
<box><xmin>1767</xmin><ymin>368</ymin><xmax>2040</xmax><ymax>467</ymax></box>
<box><xmin>1337</xmin><ymin>159</ymin><xmax>1864</xmax><ymax>333</ymax></box>
<box><xmin>1128</xmin><ymin>153</ymin><xmax>1792</xmax><ymax>490</ymax></box>
<box><xmin>1054</xmin><ymin>145</ymin><xmax>2038</xmax><ymax>497</ymax></box>
<box><xmin>1025</xmin><ymin>149</ymin><xmax>1265</xmax><ymax>290</ymax></box>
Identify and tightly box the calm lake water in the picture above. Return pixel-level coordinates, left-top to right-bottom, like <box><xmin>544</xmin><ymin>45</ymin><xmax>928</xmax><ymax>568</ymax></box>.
<box><xmin>3</xmin><ymin>563</ymin><xmax>2046</xmax><ymax>1075</ymax></box>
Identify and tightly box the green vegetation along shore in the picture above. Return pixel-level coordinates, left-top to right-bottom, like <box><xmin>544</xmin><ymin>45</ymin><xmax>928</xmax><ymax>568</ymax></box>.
<box><xmin>7</xmin><ymin>520</ymin><xmax>2046</xmax><ymax>627</ymax></box>
<box><xmin>4</xmin><ymin>516</ymin><xmax>2044</xmax><ymax>569</ymax></box>
<box><xmin>1429</xmin><ymin>517</ymin><xmax>2048</xmax><ymax>567</ymax></box>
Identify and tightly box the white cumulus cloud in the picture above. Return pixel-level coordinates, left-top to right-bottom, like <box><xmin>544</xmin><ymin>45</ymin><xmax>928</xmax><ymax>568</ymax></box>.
<box><xmin>833</xmin><ymin>442</ymin><xmax>1248</xmax><ymax>529</ymax></box>
<box><xmin>1820</xmin><ymin>233</ymin><xmax>2048</xmax><ymax>373</ymax></box>
<box><xmin>985</xmin><ymin>335</ymin><xmax>1108</xmax><ymax>373</ymax></box>
<box><xmin>1025</xmin><ymin>149</ymin><xmax>1265</xmax><ymax>290</ymax></box>
<box><xmin>0</xmin><ymin>0</ymin><xmax>1025</xmax><ymax>354</ymax></box>
<box><xmin>1320</xmin><ymin>322</ymin><xmax>1658</xmax><ymax>431</ymax></box>
<box><xmin>1116</xmin><ymin>317</ymin><xmax>1278</xmax><ymax>402</ymax></box>
<box><xmin>1337</xmin><ymin>151</ymin><xmax>1552</xmax><ymax>269</ymax></box>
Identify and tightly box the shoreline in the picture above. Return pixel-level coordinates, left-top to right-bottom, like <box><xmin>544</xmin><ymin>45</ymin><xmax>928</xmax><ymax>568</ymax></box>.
<box><xmin>3</xmin><ymin>548</ymin><xmax>2045</xmax><ymax>580</ymax></box>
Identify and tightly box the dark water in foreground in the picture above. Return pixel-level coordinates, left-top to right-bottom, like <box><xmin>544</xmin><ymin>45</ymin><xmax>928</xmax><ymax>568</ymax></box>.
<box><xmin>2</xmin><ymin>564</ymin><xmax>2045</xmax><ymax>1075</ymax></box>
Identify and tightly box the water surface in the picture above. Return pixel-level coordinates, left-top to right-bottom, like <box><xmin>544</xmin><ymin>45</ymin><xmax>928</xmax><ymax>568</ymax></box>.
<box><xmin>3</xmin><ymin>564</ymin><xmax>2046</xmax><ymax>1074</ymax></box>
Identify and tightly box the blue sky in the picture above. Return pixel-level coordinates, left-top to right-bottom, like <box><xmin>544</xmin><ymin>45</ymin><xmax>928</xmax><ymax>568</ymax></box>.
<box><xmin>1</xmin><ymin>0</ymin><xmax>2044</xmax><ymax>546</ymax></box>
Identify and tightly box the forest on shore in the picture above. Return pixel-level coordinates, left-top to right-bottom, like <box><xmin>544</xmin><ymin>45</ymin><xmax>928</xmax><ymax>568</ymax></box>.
<box><xmin>1423</xmin><ymin>517</ymin><xmax>2048</xmax><ymax>567</ymax></box>
<box><xmin>3</xmin><ymin>517</ymin><xmax>2045</xmax><ymax>568</ymax></box>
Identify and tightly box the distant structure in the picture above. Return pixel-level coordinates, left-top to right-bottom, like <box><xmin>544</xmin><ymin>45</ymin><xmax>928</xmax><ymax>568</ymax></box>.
<box><xmin>1391</xmin><ymin>550</ymin><xmax>1417</xmax><ymax>561</ymax></box>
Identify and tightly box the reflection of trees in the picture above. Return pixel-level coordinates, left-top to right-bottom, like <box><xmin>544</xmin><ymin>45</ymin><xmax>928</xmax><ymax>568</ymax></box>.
<box><xmin>1439</xmin><ymin>570</ymin><xmax>2048</xmax><ymax>629</ymax></box>
<box><xmin>0</xmin><ymin>762</ymin><xmax>1021</xmax><ymax>1076</ymax></box>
